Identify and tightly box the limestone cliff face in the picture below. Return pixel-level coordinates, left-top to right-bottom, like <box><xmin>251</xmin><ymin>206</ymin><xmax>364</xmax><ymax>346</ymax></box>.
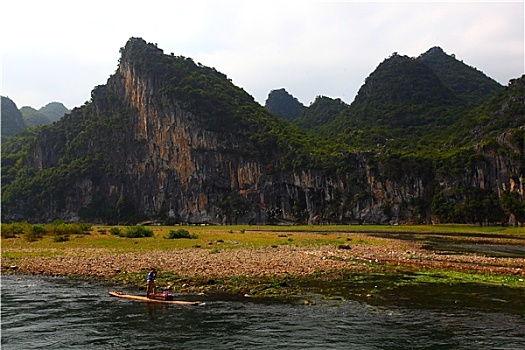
<box><xmin>102</xmin><ymin>39</ymin><xmax>419</xmax><ymax>224</ymax></box>
<box><xmin>109</xmin><ymin>44</ymin><xmax>261</xmax><ymax>223</ymax></box>
<box><xmin>2</xmin><ymin>38</ymin><xmax>523</xmax><ymax>225</ymax></box>
<box><xmin>467</xmin><ymin>129</ymin><xmax>524</xmax><ymax>196</ymax></box>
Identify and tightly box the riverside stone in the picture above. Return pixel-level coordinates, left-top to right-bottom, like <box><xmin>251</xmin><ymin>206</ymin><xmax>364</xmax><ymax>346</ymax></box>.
<box><xmin>3</xmin><ymin>242</ymin><xmax>524</xmax><ymax>283</ymax></box>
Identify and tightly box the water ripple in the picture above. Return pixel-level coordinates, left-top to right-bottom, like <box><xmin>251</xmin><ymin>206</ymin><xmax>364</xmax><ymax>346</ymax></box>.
<box><xmin>2</xmin><ymin>275</ymin><xmax>524</xmax><ymax>349</ymax></box>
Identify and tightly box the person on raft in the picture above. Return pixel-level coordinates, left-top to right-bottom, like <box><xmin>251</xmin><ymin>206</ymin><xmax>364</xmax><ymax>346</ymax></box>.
<box><xmin>146</xmin><ymin>268</ymin><xmax>157</xmax><ymax>298</ymax></box>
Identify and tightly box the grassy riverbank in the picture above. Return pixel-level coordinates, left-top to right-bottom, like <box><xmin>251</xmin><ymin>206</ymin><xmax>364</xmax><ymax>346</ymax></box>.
<box><xmin>2</xmin><ymin>224</ymin><xmax>524</xmax><ymax>312</ymax></box>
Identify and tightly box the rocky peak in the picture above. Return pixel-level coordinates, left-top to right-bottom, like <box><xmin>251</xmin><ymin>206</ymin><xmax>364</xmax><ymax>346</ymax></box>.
<box><xmin>39</xmin><ymin>102</ymin><xmax>70</xmax><ymax>122</ymax></box>
<box><xmin>1</xmin><ymin>96</ymin><xmax>26</xmax><ymax>141</ymax></box>
<box><xmin>1</xmin><ymin>39</ymin><xmax>523</xmax><ymax>226</ymax></box>
<box><xmin>120</xmin><ymin>38</ymin><xmax>163</xmax><ymax>62</ymax></box>
<box><xmin>422</xmin><ymin>46</ymin><xmax>446</xmax><ymax>57</ymax></box>
<box><xmin>265</xmin><ymin>88</ymin><xmax>306</xmax><ymax>122</ymax></box>
<box><xmin>292</xmin><ymin>95</ymin><xmax>348</xmax><ymax>131</ymax></box>
<box><xmin>20</xmin><ymin>106</ymin><xmax>51</xmax><ymax>127</ymax></box>
<box><xmin>354</xmin><ymin>53</ymin><xmax>457</xmax><ymax>109</ymax></box>
<box><xmin>418</xmin><ymin>46</ymin><xmax>502</xmax><ymax>106</ymax></box>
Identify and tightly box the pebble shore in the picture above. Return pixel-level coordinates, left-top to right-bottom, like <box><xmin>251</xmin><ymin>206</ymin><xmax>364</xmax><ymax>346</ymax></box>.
<box><xmin>4</xmin><ymin>238</ymin><xmax>524</xmax><ymax>283</ymax></box>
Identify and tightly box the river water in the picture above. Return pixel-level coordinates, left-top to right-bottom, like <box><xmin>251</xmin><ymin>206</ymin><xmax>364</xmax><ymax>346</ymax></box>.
<box><xmin>2</xmin><ymin>275</ymin><xmax>524</xmax><ymax>349</ymax></box>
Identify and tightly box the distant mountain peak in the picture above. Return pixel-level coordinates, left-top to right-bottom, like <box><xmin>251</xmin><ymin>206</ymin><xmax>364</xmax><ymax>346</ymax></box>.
<box><xmin>1</xmin><ymin>39</ymin><xmax>522</xmax><ymax>226</ymax></box>
<box><xmin>292</xmin><ymin>95</ymin><xmax>348</xmax><ymax>131</ymax></box>
<box><xmin>265</xmin><ymin>88</ymin><xmax>305</xmax><ymax>122</ymax></box>
<box><xmin>119</xmin><ymin>37</ymin><xmax>165</xmax><ymax>65</ymax></box>
<box><xmin>1</xmin><ymin>96</ymin><xmax>26</xmax><ymax>141</ymax></box>
<box><xmin>20</xmin><ymin>106</ymin><xmax>51</xmax><ymax>127</ymax></box>
<box><xmin>354</xmin><ymin>53</ymin><xmax>456</xmax><ymax>108</ymax></box>
<box><xmin>418</xmin><ymin>46</ymin><xmax>502</xmax><ymax>106</ymax></box>
<box><xmin>39</xmin><ymin>102</ymin><xmax>70</xmax><ymax>123</ymax></box>
<box><xmin>424</xmin><ymin>46</ymin><xmax>446</xmax><ymax>56</ymax></box>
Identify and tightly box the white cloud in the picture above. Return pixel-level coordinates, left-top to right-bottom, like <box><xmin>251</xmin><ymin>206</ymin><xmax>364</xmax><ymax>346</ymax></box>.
<box><xmin>1</xmin><ymin>1</ymin><xmax>523</xmax><ymax>108</ymax></box>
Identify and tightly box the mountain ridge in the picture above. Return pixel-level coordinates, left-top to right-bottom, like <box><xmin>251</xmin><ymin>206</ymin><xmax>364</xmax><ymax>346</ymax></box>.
<box><xmin>20</xmin><ymin>106</ymin><xmax>52</xmax><ymax>127</ymax></box>
<box><xmin>2</xmin><ymin>38</ymin><xmax>523</xmax><ymax>225</ymax></box>
<box><xmin>418</xmin><ymin>46</ymin><xmax>503</xmax><ymax>107</ymax></box>
<box><xmin>267</xmin><ymin>47</ymin><xmax>505</xmax><ymax>149</ymax></box>
<box><xmin>1</xmin><ymin>98</ymin><xmax>70</xmax><ymax>140</ymax></box>
<box><xmin>265</xmin><ymin>88</ymin><xmax>306</xmax><ymax>122</ymax></box>
<box><xmin>1</xmin><ymin>96</ymin><xmax>26</xmax><ymax>142</ymax></box>
<box><xmin>38</xmin><ymin>102</ymin><xmax>70</xmax><ymax>122</ymax></box>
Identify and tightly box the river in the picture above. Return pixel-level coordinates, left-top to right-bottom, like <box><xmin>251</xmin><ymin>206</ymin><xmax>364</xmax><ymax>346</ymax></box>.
<box><xmin>1</xmin><ymin>275</ymin><xmax>524</xmax><ymax>349</ymax></box>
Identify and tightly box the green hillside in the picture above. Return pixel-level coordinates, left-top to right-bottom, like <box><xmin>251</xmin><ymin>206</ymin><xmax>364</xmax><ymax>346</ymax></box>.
<box><xmin>271</xmin><ymin>48</ymin><xmax>506</xmax><ymax>153</ymax></box>
<box><xmin>1</xmin><ymin>39</ymin><xmax>330</xmax><ymax>199</ymax></box>
<box><xmin>418</xmin><ymin>47</ymin><xmax>503</xmax><ymax>107</ymax></box>
<box><xmin>292</xmin><ymin>96</ymin><xmax>348</xmax><ymax>132</ymax></box>
<box><xmin>265</xmin><ymin>88</ymin><xmax>306</xmax><ymax>122</ymax></box>
<box><xmin>1</xmin><ymin>39</ymin><xmax>522</xmax><ymax>225</ymax></box>
<box><xmin>20</xmin><ymin>106</ymin><xmax>52</xmax><ymax>127</ymax></box>
<box><xmin>1</xmin><ymin>96</ymin><xmax>26</xmax><ymax>142</ymax></box>
<box><xmin>321</xmin><ymin>54</ymin><xmax>463</xmax><ymax>149</ymax></box>
<box><xmin>453</xmin><ymin>75</ymin><xmax>525</xmax><ymax>146</ymax></box>
<box><xmin>121</xmin><ymin>39</ymin><xmax>332</xmax><ymax>170</ymax></box>
<box><xmin>39</xmin><ymin>102</ymin><xmax>70</xmax><ymax>122</ymax></box>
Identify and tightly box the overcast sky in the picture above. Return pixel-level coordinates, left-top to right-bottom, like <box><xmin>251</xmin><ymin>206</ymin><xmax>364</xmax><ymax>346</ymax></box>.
<box><xmin>1</xmin><ymin>1</ymin><xmax>523</xmax><ymax>110</ymax></box>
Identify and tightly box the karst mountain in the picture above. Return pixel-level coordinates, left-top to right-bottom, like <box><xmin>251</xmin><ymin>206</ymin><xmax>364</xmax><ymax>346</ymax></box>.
<box><xmin>2</xmin><ymin>38</ymin><xmax>523</xmax><ymax>225</ymax></box>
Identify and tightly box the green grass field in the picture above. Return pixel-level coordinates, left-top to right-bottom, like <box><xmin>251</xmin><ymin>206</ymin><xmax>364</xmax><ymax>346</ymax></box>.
<box><xmin>2</xmin><ymin>223</ymin><xmax>523</xmax><ymax>258</ymax></box>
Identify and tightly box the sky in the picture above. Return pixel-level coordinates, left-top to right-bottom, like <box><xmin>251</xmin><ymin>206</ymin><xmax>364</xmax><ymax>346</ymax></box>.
<box><xmin>1</xmin><ymin>1</ymin><xmax>524</xmax><ymax>110</ymax></box>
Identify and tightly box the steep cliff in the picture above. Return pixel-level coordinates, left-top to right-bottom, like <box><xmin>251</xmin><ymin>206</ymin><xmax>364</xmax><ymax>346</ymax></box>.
<box><xmin>1</xmin><ymin>39</ymin><xmax>523</xmax><ymax>225</ymax></box>
<box><xmin>430</xmin><ymin>76</ymin><xmax>525</xmax><ymax>225</ymax></box>
<box><xmin>2</xmin><ymin>38</ymin><xmax>338</xmax><ymax>224</ymax></box>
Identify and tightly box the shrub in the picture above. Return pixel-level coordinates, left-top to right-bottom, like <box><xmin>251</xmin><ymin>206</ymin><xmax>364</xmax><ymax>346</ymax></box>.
<box><xmin>1</xmin><ymin>227</ymin><xmax>17</xmax><ymax>239</ymax></box>
<box><xmin>1</xmin><ymin>222</ymin><xmax>27</xmax><ymax>238</ymax></box>
<box><xmin>32</xmin><ymin>224</ymin><xmax>46</xmax><ymax>235</ymax></box>
<box><xmin>166</xmin><ymin>229</ymin><xmax>197</xmax><ymax>239</ymax></box>
<box><xmin>79</xmin><ymin>223</ymin><xmax>93</xmax><ymax>233</ymax></box>
<box><xmin>109</xmin><ymin>227</ymin><xmax>122</xmax><ymax>235</ymax></box>
<box><xmin>54</xmin><ymin>224</ymin><xmax>75</xmax><ymax>236</ymax></box>
<box><xmin>26</xmin><ymin>225</ymin><xmax>45</xmax><ymax>242</ymax></box>
<box><xmin>53</xmin><ymin>235</ymin><xmax>70</xmax><ymax>242</ymax></box>
<box><xmin>119</xmin><ymin>226</ymin><xmax>154</xmax><ymax>238</ymax></box>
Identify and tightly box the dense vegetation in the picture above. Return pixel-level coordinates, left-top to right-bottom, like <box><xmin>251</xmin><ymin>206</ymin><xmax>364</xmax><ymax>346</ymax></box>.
<box><xmin>1</xmin><ymin>39</ymin><xmax>523</xmax><ymax>225</ymax></box>
<box><xmin>1</xmin><ymin>220</ymin><xmax>92</xmax><ymax>241</ymax></box>
<box><xmin>266</xmin><ymin>50</ymin><xmax>523</xmax><ymax>225</ymax></box>
<box><xmin>1</xmin><ymin>87</ymin><xmax>141</xmax><ymax>223</ymax></box>
<box><xmin>263</xmin><ymin>50</ymin><xmax>523</xmax><ymax>226</ymax></box>
<box><xmin>292</xmin><ymin>96</ymin><xmax>348</xmax><ymax>132</ymax></box>
<box><xmin>418</xmin><ymin>47</ymin><xmax>503</xmax><ymax>107</ymax></box>
<box><xmin>1</xmin><ymin>96</ymin><xmax>26</xmax><ymax>142</ymax></box>
<box><xmin>19</xmin><ymin>102</ymin><xmax>70</xmax><ymax>127</ymax></box>
<box><xmin>38</xmin><ymin>102</ymin><xmax>70</xmax><ymax>123</ymax></box>
<box><xmin>120</xmin><ymin>39</ymin><xmax>333</xmax><ymax>170</ymax></box>
<box><xmin>1</xmin><ymin>99</ymin><xmax>70</xmax><ymax>139</ymax></box>
<box><xmin>20</xmin><ymin>106</ymin><xmax>52</xmax><ymax>127</ymax></box>
<box><xmin>323</xmin><ymin>54</ymin><xmax>468</xmax><ymax>149</ymax></box>
<box><xmin>264</xmin><ymin>88</ymin><xmax>306</xmax><ymax>122</ymax></box>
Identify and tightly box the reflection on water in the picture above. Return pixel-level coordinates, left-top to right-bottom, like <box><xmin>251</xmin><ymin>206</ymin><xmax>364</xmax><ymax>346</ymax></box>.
<box><xmin>1</xmin><ymin>275</ymin><xmax>524</xmax><ymax>349</ymax></box>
